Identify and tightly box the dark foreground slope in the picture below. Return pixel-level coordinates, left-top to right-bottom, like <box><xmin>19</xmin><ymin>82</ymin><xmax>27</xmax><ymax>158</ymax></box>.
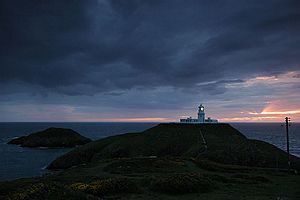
<box><xmin>1</xmin><ymin>123</ymin><xmax>300</xmax><ymax>200</ymax></box>
<box><xmin>48</xmin><ymin>123</ymin><xmax>300</xmax><ymax>170</ymax></box>
<box><xmin>8</xmin><ymin>127</ymin><xmax>92</xmax><ymax>148</ymax></box>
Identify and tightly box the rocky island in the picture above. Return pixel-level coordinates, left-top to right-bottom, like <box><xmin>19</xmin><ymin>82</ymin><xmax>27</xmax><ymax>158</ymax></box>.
<box><xmin>8</xmin><ymin>127</ymin><xmax>92</xmax><ymax>148</ymax></box>
<box><xmin>1</xmin><ymin>124</ymin><xmax>299</xmax><ymax>200</ymax></box>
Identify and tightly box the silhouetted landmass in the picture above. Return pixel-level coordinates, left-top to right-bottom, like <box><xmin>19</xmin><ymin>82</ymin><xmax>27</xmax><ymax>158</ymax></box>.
<box><xmin>8</xmin><ymin>127</ymin><xmax>91</xmax><ymax>148</ymax></box>
<box><xmin>1</xmin><ymin>124</ymin><xmax>300</xmax><ymax>199</ymax></box>
<box><xmin>47</xmin><ymin>123</ymin><xmax>300</xmax><ymax>170</ymax></box>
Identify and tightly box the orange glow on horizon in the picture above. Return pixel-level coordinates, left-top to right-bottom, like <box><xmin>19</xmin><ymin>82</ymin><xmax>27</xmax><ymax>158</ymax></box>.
<box><xmin>261</xmin><ymin>103</ymin><xmax>300</xmax><ymax>115</ymax></box>
<box><xmin>109</xmin><ymin>117</ymin><xmax>169</xmax><ymax>122</ymax></box>
<box><xmin>249</xmin><ymin>110</ymin><xmax>300</xmax><ymax>115</ymax></box>
<box><xmin>261</xmin><ymin>110</ymin><xmax>300</xmax><ymax>115</ymax></box>
<box><xmin>255</xmin><ymin>75</ymin><xmax>278</xmax><ymax>81</ymax></box>
<box><xmin>237</xmin><ymin>100</ymin><xmax>300</xmax><ymax>122</ymax></box>
<box><xmin>78</xmin><ymin>117</ymin><xmax>171</xmax><ymax>122</ymax></box>
<box><xmin>220</xmin><ymin>116</ymin><xmax>279</xmax><ymax>122</ymax></box>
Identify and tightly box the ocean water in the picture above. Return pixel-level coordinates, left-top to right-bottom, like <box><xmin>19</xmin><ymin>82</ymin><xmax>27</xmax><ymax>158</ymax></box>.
<box><xmin>0</xmin><ymin>122</ymin><xmax>299</xmax><ymax>181</ymax></box>
<box><xmin>0</xmin><ymin>122</ymin><xmax>157</xmax><ymax>181</ymax></box>
<box><xmin>231</xmin><ymin>123</ymin><xmax>300</xmax><ymax>157</ymax></box>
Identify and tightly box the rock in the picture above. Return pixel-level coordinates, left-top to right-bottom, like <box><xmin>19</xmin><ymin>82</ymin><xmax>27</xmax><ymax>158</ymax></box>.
<box><xmin>8</xmin><ymin>127</ymin><xmax>91</xmax><ymax>148</ymax></box>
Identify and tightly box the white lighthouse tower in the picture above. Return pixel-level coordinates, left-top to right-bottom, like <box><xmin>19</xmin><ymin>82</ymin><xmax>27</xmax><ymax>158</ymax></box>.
<box><xmin>198</xmin><ymin>104</ymin><xmax>205</xmax><ymax>123</ymax></box>
<box><xmin>179</xmin><ymin>103</ymin><xmax>218</xmax><ymax>123</ymax></box>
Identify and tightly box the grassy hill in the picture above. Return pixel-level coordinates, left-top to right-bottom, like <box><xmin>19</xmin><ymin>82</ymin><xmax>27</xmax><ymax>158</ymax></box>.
<box><xmin>47</xmin><ymin>123</ymin><xmax>300</xmax><ymax>170</ymax></box>
<box><xmin>1</xmin><ymin>123</ymin><xmax>300</xmax><ymax>200</ymax></box>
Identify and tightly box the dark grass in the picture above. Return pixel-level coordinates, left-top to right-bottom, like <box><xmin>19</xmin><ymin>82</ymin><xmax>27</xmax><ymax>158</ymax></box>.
<box><xmin>48</xmin><ymin>123</ymin><xmax>300</xmax><ymax>170</ymax></box>
<box><xmin>1</xmin><ymin>123</ymin><xmax>300</xmax><ymax>199</ymax></box>
<box><xmin>1</xmin><ymin>157</ymin><xmax>300</xmax><ymax>199</ymax></box>
<box><xmin>149</xmin><ymin>172</ymin><xmax>215</xmax><ymax>194</ymax></box>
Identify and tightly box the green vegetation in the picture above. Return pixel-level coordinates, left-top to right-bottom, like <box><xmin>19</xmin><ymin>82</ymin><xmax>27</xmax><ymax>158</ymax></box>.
<box><xmin>0</xmin><ymin>181</ymin><xmax>98</xmax><ymax>200</ymax></box>
<box><xmin>1</xmin><ymin>123</ymin><xmax>300</xmax><ymax>199</ymax></box>
<box><xmin>8</xmin><ymin>127</ymin><xmax>91</xmax><ymax>148</ymax></box>
<box><xmin>149</xmin><ymin>172</ymin><xmax>214</xmax><ymax>194</ymax></box>
<box><xmin>70</xmin><ymin>177</ymin><xmax>138</xmax><ymax>196</ymax></box>
<box><xmin>1</xmin><ymin>157</ymin><xmax>300</xmax><ymax>199</ymax></box>
<box><xmin>48</xmin><ymin>123</ymin><xmax>300</xmax><ymax>170</ymax></box>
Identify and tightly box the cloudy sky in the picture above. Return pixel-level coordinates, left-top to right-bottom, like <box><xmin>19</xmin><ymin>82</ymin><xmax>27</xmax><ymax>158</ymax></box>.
<box><xmin>1</xmin><ymin>0</ymin><xmax>300</xmax><ymax>122</ymax></box>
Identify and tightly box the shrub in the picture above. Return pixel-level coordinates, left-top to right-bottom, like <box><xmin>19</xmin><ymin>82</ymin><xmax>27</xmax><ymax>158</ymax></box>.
<box><xmin>7</xmin><ymin>182</ymin><xmax>88</xmax><ymax>200</ymax></box>
<box><xmin>231</xmin><ymin>174</ymin><xmax>271</xmax><ymax>183</ymax></box>
<box><xmin>9</xmin><ymin>183</ymin><xmax>49</xmax><ymax>200</ymax></box>
<box><xmin>203</xmin><ymin>174</ymin><xmax>231</xmax><ymax>183</ymax></box>
<box><xmin>69</xmin><ymin>183</ymin><xmax>89</xmax><ymax>192</ymax></box>
<box><xmin>150</xmin><ymin>173</ymin><xmax>214</xmax><ymax>194</ymax></box>
<box><xmin>193</xmin><ymin>159</ymin><xmax>249</xmax><ymax>172</ymax></box>
<box><xmin>70</xmin><ymin>177</ymin><xmax>137</xmax><ymax>196</ymax></box>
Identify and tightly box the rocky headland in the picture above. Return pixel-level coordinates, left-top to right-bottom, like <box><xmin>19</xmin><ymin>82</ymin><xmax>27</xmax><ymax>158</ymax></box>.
<box><xmin>8</xmin><ymin>127</ymin><xmax>92</xmax><ymax>148</ymax></box>
<box><xmin>1</xmin><ymin>123</ymin><xmax>299</xmax><ymax>200</ymax></box>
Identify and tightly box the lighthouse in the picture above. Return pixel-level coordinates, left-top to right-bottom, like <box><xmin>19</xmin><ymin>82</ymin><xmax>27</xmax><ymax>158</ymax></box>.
<box><xmin>198</xmin><ymin>104</ymin><xmax>205</xmax><ymax>123</ymax></box>
<box><xmin>179</xmin><ymin>103</ymin><xmax>218</xmax><ymax>123</ymax></box>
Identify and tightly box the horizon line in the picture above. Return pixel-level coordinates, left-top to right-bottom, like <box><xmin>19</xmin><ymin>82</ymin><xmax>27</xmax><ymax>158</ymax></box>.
<box><xmin>0</xmin><ymin>121</ymin><xmax>299</xmax><ymax>123</ymax></box>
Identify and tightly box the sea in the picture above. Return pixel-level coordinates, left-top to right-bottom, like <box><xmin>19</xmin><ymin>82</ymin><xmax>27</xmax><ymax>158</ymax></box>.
<box><xmin>0</xmin><ymin>122</ymin><xmax>299</xmax><ymax>181</ymax></box>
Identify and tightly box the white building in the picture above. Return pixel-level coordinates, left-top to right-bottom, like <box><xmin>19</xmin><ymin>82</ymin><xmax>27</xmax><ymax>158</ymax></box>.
<box><xmin>180</xmin><ymin>104</ymin><xmax>218</xmax><ymax>123</ymax></box>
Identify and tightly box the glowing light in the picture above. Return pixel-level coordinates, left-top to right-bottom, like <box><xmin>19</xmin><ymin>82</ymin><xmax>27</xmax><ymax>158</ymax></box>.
<box><xmin>249</xmin><ymin>110</ymin><xmax>300</xmax><ymax>115</ymax></box>
<box><xmin>220</xmin><ymin>116</ymin><xmax>279</xmax><ymax>122</ymax></box>
<box><xmin>255</xmin><ymin>76</ymin><xmax>277</xmax><ymax>80</ymax></box>
<box><xmin>261</xmin><ymin>102</ymin><xmax>300</xmax><ymax>114</ymax></box>
<box><xmin>261</xmin><ymin>110</ymin><xmax>300</xmax><ymax>115</ymax></box>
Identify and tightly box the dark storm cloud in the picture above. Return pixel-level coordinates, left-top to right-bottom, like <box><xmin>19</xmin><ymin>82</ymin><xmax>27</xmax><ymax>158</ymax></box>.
<box><xmin>0</xmin><ymin>0</ymin><xmax>300</xmax><ymax>96</ymax></box>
